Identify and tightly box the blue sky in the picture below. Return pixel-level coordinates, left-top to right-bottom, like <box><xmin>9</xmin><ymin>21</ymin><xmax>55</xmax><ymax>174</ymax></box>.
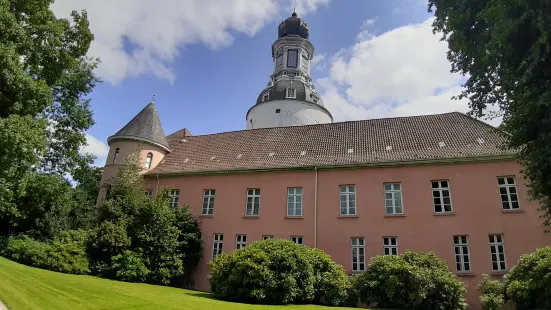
<box><xmin>51</xmin><ymin>0</ymin><xmax>491</xmax><ymax>166</ymax></box>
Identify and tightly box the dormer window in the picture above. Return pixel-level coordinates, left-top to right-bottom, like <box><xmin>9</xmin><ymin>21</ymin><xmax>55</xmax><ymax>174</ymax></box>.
<box><xmin>113</xmin><ymin>148</ymin><xmax>120</xmax><ymax>164</ymax></box>
<box><xmin>282</xmin><ymin>71</ymin><xmax>288</xmax><ymax>76</ymax></box>
<box><xmin>287</xmin><ymin>49</ymin><xmax>298</xmax><ymax>68</ymax></box>
<box><xmin>262</xmin><ymin>93</ymin><xmax>269</xmax><ymax>102</ymax></box>
<box><xmin>286</xmin><ymin>88</ymin><xmax>296</xmax><ymax>99</ymax></box>
<box><xmin>144</xmin><ymin>153</ymin><xmax>153</xmax><ymax>169</ymax></box>
<box><xmin>294</xmin><ymin>72</ymin><xmax>300</xmax><ymax>77</ymax></box>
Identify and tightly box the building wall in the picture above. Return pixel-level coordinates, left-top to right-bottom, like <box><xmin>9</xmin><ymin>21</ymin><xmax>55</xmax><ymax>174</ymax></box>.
<box><xmin>144</xmin><ymin>160</ymin><xmax>550</xmax><ymax>308</ymax></box>
<box><xmin>246</xmin><ymin>99</ymin><xmax>332</xmax><ymax>129</ymax></box>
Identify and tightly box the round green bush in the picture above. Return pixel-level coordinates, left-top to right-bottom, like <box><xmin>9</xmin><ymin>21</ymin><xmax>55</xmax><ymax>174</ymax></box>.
<box><xmin>110</xmin><ymin>250</ymin><xmax>150</xmax><ymax>282</ymax></box>
<box><xmin>478</xmin><ymin>274</ymin><xmax>505</xmax><ymax>310</ymax></box>
<box><xmin>209</xmin><ymin>239</ymin><xmax>349</xmax><ymax>305</ymax></box>
<box><xmin>354</xmin><ymin>250</ymin><xmax>467</xmax><ymax>310</ymax></box>
<box><xmin>505</xmin><ymin>246</ymin><xmax>551</xmax><ymax>309</ymax></box>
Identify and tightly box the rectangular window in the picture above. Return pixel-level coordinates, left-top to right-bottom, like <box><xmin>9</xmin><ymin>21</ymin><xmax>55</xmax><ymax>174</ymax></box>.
<box><xmin>351</xmin><ymin>237</ymin><xmax>365</xmax><ymax>272</ymax></box>
<box><xmin>383</xmin><ymin>237</ymin><xmax>398</xmax><ymax>255</ymax></box>
<box><xmin>287</xmin><ymin>187</ymin><xmax>303</xmax><ymax>216</ymax></box>
<box><xmin>291</xmin><ymin>236</ymin><xmax>304</xmax><ymax>246</ymax></box>
<box><xmin>169</xmin><ymin>190</ymin><xmax>180</xmax><ymax>208</ymax></box>
<box><xmin>212</xmin><ymin>234</ymin><xmax>223</xmax><ymax>259</ymax></box>
<box><xmin>113</xmin><ymin>148</ymin><xmax>120</xmax><ymax>164</ymax></box>
<box><xmin>202</xmin><ymin>189</ymin><xmax>215</xmax><ymax>215</ymax></box>
<box><xmin>262</xmin><ymin>93</ymin><xmax>269</xmax><ymax>102</ymax></box>
<box><xmin>453</xmin><ymin>236</ymin><xmax>471</xmax><ymax>272</ymax></box>
<box><xmin>384</xmin><ymin>183</ymin><xmax>403</xmax><ymax>215</ymax></box>
<box><xmin>236</xmin><ymin>234</ymin><xmax>247</xmax><ymax>250</ymax></box>
<box><xmin>245</xmin><ymin>189</ymin><xmax>260</xmax><ymax>216</ymax></box>
<box><xmin>340</xmin><ymin>185</ymin><xmax>357</xmax><ymax>216</ymax></box>
<box><xmin>263</xmin><ymin>235</ymin><xmax>274</xmax><ymax>240</ymax></box>
<box><xmin>489</xmin><ymin>234</ymin><xmax>507</xmax><ymax>271</ymax></box>
<box><xmin>286</xmin><ymin>88</ymin><xmax>296</xmax><ymax>98</ymax></box>
<box><xmin>287</xmin><ymin>49</ymin><xmax>298</xmax><ymax>68</ymax></box>
<box><xmin>498</xmin><ymin>177</ymin><xmax>520</xmax><ymax>210</ymax></box>
<box><xmin>145</xmin><ymin>189</ymin><xmax>153</xmax><ymax>198</ymax></box>
<box><xmin>432</xmin><ymin>180</ymin><xmax>452</xmax><ymax>213</ymax></box>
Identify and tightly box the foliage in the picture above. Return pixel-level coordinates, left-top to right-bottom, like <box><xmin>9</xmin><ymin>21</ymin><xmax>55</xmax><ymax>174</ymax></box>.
<box><xmin>209</xmin><ymin>239</ymin><xmax>351</xmax><ymax>306</ymax></box>
<box><xmin>110</xmin><ymin>250</ymin><xmax>150</xmax><ymax>282</ymax></box>
<box><xmin>478</xmin><ymin>274</ymin><xmax>505</xmax><ymax>310</ymax></box>
<box><xmin>429</xmin><ymin>0</ymin><xmax>551</xmax><ymax>228</ymax></box>
<box><xmin>70</xmin><ymin>165</ymin><xmax>103</xmax><ymax>229</ymax></box>
<box><xmin>505</xmin><ymin>246</ymin><xmax>551</xmax><ymax>309</ymax></box>
<box><xmin>1</xmin><ymin>232</ymin><xmax>89</xmax><ymax>275</ymax></box>
<box><xmin>354</xmin><ymin>251</ymin><xmax>467</xmax><ymax>310</ymax></box>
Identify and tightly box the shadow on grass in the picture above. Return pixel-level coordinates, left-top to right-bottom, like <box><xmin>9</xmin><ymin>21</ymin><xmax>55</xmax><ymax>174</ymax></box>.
<box><xmin>184</xmin><ymin>290</ymin><xmax>218</xmax><ymax>300</ymax></box>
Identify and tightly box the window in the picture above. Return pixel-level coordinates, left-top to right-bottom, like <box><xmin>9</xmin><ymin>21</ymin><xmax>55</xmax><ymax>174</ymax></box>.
<box><xmin>340</xmin><ymin>185</ymin><xmax>357</xmax><ymax>216</ymax></box>
<box><xmin>301</xmin><ymin>55</ymin><xmax>309</xmax><ymax>71</ymax></box>
<box><xmin>432</xmin><ymin>180</ymin><xmax>452</xmax><ymax>213</ymax></box>
<box><xmin>282</xmin><ymin>71</ymin><xmax>288</xmax><ymax>76</ymax></box>
<box><xmin>351</xmin><ymin>237</ymin><xmax>365</xmax><ymax>272</ymax></box>
<box><xmin>212</xmin><ymin>234</ymin><xmax>223</xmax><ymax>259</ymax></box>
<box><xmin>498</xmin><ymin>177</ymin><xmax>519</xmax><ymax>210</ymax></box>
<box><xmin>202</xmin><ymin>189</ymin><xmax>215</xmax><ymax>215</ymax></box>
<box><xmin>489</xmin><ymin>234</ymin><xmax>507</xmax><ymax>271</ymax></box>
<box><xmin>453</xmin><ymin>236</ymin><xmax>471</xmax><ymax>272</ymax></box>
<box><xmin>145</xmin><ymin>189</ymin><xmax>153</xmax><ymax>198</ymax></box>
<box><xmin>313</xmin><ymin>98</ymin><xmax>318</xmax><ymax>104</ymax></box>
<box><xmin>169</xmin><ymin>190</ymin><xmax>180</xmax><ymax>208</ymax></box>
<box><xmin>263</xmin><ymin>235</ymin><xmax>274</xmax><ymax>240</ymax></box>
<box><xmin>276</xmin><ymin>54</ymin><xmax>283</xmax><ymax>69</ymax></box>
<box><xmin>113</xmin><ymin>148</ymin><xmax>120</xmax><ymax>164</ymax></box>
<box><xmin>287</xmin><ymin>49</ymin><xmax>298</xmax><ymax>68</ymax></box>
<box><xmin>144</xmin><ymin>153</ymin><xmax>153</xmax><ymax>169</ymax></box>
<box><xmin>262</xmin><ymin>93</ymin><xmax>269</xmax><ymax>102</ymax></box>
<box><xmin>291</xmin><ymin>236</ymin><xmax>304</xmax><ymax>246</ymax></box>
<box><xmin>236</xmin><ymin>234</ymin><xmax>247</xmax><ymax>250</ymax></box>
<box><xmin>287</xmin><ymin>187</ymin><xmax>303</xmax><ymax>217</ymax></box>
<box><xmin>286</xmin><ymin>88</ymin><xmax>296</xmax><ymax>98</ymax></box>
<box><xmin>383</xmin><ymin>237</ymin><xmax>398</xmax><ymax>255</ymax></box>
<box><xmin>294</xmin><ymin>72</ymin><xmax>300</xmax><ymax>77</ymax></box>
<box><xmin>384</xmin><ymin>183</ymin><xmax>403</xmax><ymax>215</ymax></box>
<box><xmin>245</xmin><ymin>189</ymin><xmax>260</xmax><ymax>216</ymax></box>
<box><xmin>275</xmin><ymin>109</ymin><xmax>281</xmax><ymax>114</ymax></box>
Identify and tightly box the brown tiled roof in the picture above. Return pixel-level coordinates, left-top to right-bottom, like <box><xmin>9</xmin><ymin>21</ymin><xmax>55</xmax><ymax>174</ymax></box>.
<box><xmin>148</xmin><ymin>112</ymin><xmax>513</xmax><ymax>175</ymax></box>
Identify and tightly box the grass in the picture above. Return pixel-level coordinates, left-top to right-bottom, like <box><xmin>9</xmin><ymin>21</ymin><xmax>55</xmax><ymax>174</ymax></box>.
<box><xmin>0</xmin><ymin>257</ymin><xmax>358</xmax><ymax>310</ymax></box>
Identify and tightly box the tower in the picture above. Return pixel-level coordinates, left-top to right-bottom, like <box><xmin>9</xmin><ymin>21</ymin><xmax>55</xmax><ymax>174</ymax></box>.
<box><xmin>97</xmin><ymin>102</ymin><xmax>170</xmax><ymax>203</ymax></box>
<box><xmin>246</xmin><ymin>11</ymin><xmax>333</xmax><ymax>129</ymax></box>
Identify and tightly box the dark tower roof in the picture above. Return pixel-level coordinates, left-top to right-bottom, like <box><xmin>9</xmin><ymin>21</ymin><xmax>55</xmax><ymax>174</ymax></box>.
<box><xmin>107</xmin><ymin>102</ymin><xmax>171</xmax><ymax>151</ymax></box>
<box><xmin>278</xmin><ymin>12</ymin><xmax>309</xmax><ymax>39</ymax></box>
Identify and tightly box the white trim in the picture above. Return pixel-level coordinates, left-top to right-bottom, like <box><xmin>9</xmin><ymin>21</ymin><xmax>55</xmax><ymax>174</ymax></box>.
<box><xmin>144</xmin><ymin>152</ymin><xmax>153</xmax><ymax>169</ymax></box>
<box><xmin>453</xmin><ymin>235</ymin><xmax>471</xmax><ymax>272</ymax></box>
<box><xmin>236</xmin><ymin>234</ymin><xmax>247</xmax><ymax>250</ymax></box>
<box><xmin>291</xmin><ymin>236</ymin><xmax>304</xmax><ymax>246</ymax></box>
<box><xmin>497</xmin><ymin>176</ymin><xmax>520</xmax><ymax>210</ymax></box>
<box><xmin>384</xmin><ymin>183</ymin><xmax>403</xmax><ymax>215</ymax></box>
<box><xmin>262</xmin><ymin>235</ymin><xmax>274</xmax><ymax>240</ymax></box>
<box><xmin>383</xmin><ymin>236</ymin><xmax>398</xmax><ymax>255</ymax></box>
<box><xmin>339</xmin><ymin>185</ymin><xmax>356</xmax><ymax>216</ymax></box>
<box><xmin>245</xmin><ymin>188</ymin><xmax>261</xmax><ymax>216</ymax></box>
<box><xmin>212</xmin><ymin>233</ymin><xmax>223</xmax><ymax>259</ymax></box>
<box><xmin>287</xmin><ymin>187</ymin><xmax>303</xmax><ymax>216</ymax></box>
<box><xmin>489</xmin><ymin>234</ymin><xmax>507</xmax><ymax>271</ymax></box>
<box><xmin>286</xmin><ymin>87</ymin><xmax>296</xmax><ymax>99</ymax></box>
<box><xmin>202</xmin><ymin>189</ymin><xmax>215</xmax><ymax>215</ymax></box>
<box><xmin>351</xmin><ymin>237</ymin><xmax>365</xmax><ymax>272</ymax></box>
<box><xmin>431</xmin><ymin>180</ymin><xmax>453</xmax><ymax>213</ymax></box>
<box><xmin>169</xmin><ymin>189</ymin><xmax>180</xmax><ymax>208</ymax></box>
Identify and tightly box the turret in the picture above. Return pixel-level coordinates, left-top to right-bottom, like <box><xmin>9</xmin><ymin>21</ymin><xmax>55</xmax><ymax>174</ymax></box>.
<box><xmin>97</xmin><ymin>102</ymin><xmax>170</xmax><ymax>203</ymax></box>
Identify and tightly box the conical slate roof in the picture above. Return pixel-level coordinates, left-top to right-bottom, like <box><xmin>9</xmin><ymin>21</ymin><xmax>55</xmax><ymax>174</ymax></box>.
<box><xmin>107</xmin><ymin>102</ymin><xmax>171</xmax><ymax>151</ymax></box>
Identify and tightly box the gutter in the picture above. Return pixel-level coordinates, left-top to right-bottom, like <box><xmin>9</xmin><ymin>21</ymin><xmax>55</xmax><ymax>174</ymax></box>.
<box><xmin>314</xmin><ymin>165</ymin><xmax>318</xmax><ymax>248</ymax></box>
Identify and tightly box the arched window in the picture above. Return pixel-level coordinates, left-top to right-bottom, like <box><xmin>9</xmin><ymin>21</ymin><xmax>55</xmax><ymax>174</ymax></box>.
<box><xmin>144</xmin><ymin>153</ymin><xmax>153</xmax><ymax>169</ymax></box>
<box><xmin>113</xmin><ymin>148</ymin><xmax>120</xmax><ymax>164</ymax></box>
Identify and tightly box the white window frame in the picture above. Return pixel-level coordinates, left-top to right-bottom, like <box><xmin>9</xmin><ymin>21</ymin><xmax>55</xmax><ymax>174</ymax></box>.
<box><xmin>489</xmin><ymin>234</ymin><xmax>507</xmax><ymax>271</ymax></box>
<box><xmin>431</xmin><ymin>180</ymin><xmax>453</xmax><ymax>213</ymax></box>
<box><xmin>383</xmin><ymin>236</ymin><xmax>398</xmax><ymax>255</ymax></box>
<box><xmin>113</xmin><ymin>148</ymin><xmax>120</xmax><ymax>164</ymax></box>
<box><xmin>282</xmin><ymin>70</ymin><xmax>288</xmax><ymax>76</ymax></box>
<box><xmin>262</xmin><ymin>235</ymin><xmax>274</xmax><ymax>240</ymax></box>
<box><xmin>287</xmin><ymin>187</ymin><xmax>303</xmax><ymax>217</ymax></box>
<box><xmin>145</xmin><ymin>189</ymin><xmax>153</xmax><ymax>198</ymax></box>
<box><xmin>340</xmin><ymin>185</ymin><xmax>357</xmax><ymax>216</ymax></box>
<box><xmin>262</xmin><ymin>93</ymin><xmax>269</xmax><ymax>102</ymax></box>
<box><xmin>202</xmin><ymin>189</ymin><xmax>215</xmax><ymax>215</ymax></box>
<box><xmin>351</xmin><ymin>237</ymin><xmax>365</xmax><ymax>272</ymax></box>
<box><xmin>286</xmin><ymin>87</ymin><xmax>296</xmax><ymax>99</ymax></box>
<box><xmin>453</xmin><ymin>235</ymin><xmax>471</xmax><ymax>272</ymax></box>
<box><xmin>236</xmin><ymin>234</ymin><xmax>247</xmax><ymax>250</ymax></box>
<box><xmin>384</xmin><ymin>183</ymin><xmax>403</xmax><ymax>215</ymax></box>
<box><xmin>212</xmin><ymin>233</ymin><xmax>223</xmax><ymax>259</ymax></box>
<box><xmin>144</xmin><ymin>153</ymin><xmax>153</xmax><ymax>169</ymax></box>
<box><xmin>169</xmin><ymin>190</ymin><xmax>180</xmax><ymax>208</ymax></box>
<box><xmin>245</xmin><ymin>189</ymin><xmax>260</xmax><ymax>216</ymax></box>
<box><xmin>498</xmin><ymin>176</ymin><xmax>520</xmax><ymax>210</ymax></box>
<box><xmin>291</xmin><ymin>236</ymin><xmax>304</xmax><ymax>246</ymax></box>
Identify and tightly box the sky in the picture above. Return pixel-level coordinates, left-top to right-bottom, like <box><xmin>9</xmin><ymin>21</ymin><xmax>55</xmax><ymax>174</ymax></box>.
<box><xmin>50</xmin><ymin>0</ymin><xmax>499</xmax><ymax>166</ymax></box>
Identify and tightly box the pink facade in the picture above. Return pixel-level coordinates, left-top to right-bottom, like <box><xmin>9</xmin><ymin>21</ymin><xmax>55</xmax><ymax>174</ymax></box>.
<box><xmin>144</xmin><ymin>159</ymin><xmax>550</xmax><ymax>308</ymax></box>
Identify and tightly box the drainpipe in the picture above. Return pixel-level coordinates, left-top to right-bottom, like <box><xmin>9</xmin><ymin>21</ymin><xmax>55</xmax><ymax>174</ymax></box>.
<box><xmin>156</xmin><ymin>174</ymin><xmax>160</xmax><ymax>193</ymax></box>
<box><xmin>314</xmin><ymin>166</ymin><xmax>318</xmax><ymax>248</ymax></box>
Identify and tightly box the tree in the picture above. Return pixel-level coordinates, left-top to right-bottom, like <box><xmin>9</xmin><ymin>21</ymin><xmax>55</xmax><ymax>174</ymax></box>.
<box><xmin>428</xmin><ymin>0</ymin><xmax>551</xmax><ymax>228</ymax></box>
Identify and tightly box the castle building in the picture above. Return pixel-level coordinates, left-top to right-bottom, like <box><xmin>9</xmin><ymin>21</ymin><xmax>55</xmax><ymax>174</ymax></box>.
<box><xmin>98</xmin><ymin>12</ymin><xmax>549</xmax><ymax>308</ymax></box>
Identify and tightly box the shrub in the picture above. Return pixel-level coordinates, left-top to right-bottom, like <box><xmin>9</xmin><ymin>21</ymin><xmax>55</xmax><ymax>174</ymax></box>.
<box><xmin>505</xmin><ymin>246</ymin><xmax>551</xmax><ymax>310</ymax></box>
<box><xmin>1</xmin><ymin>235</ymin><xmax>50</xmax><ymax>267</ymax></box>
<box><xmin>209</xmin><ymin>239</ymin><xmax>316</xmax><ymax>304</ymax></box>
<box><xmin>354</xmin><ymin>250</ymin><xmax>467</xmax><ymax>310</ymax></box>
<box><xmin>478</xmin><ymin>274</ymin><xmax>505</xmax><ymax>310</ymax></box>
<box><xmin>306</xmin><ymin>247</ymin><xmax>351</xmax><ymax>306</ymax></box>
<box><xmin>110</xmin><ymin>250</ymin><xmax>150</xmax><ymax>282</ymax></box>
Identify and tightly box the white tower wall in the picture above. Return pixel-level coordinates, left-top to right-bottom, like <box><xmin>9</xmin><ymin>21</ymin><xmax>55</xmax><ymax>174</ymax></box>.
<box><xmin>247</xmin><ymin>99</ymin><xmax>332</xmax><ymax>129</ymax></box>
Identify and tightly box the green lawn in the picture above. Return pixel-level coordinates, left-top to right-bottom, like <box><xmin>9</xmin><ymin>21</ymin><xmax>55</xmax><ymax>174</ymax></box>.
<box><xmin>0</xmin><ymin>257</ymin><xmax>357</xmax><ymax>310</ymax></box>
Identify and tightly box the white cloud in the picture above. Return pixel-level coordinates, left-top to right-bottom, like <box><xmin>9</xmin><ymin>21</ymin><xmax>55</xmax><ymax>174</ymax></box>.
<box><xmin>81</xmin><ymin>134</ymin><xmax>109</xmax><ymax>162</ymax></box>
<box><xmin>51</xmin><ymin>0</ymin><xmax>330</xmax><ymax>84</ymax></box>
<box><xmin>317</xmin><ymin>17</ymin><xmax>501</xmax><ymax>126</ymax></box>
<box><xmin>356</xmin><ymin>18</ymin><xmax>377</xmax><ymax>41</ymax></box>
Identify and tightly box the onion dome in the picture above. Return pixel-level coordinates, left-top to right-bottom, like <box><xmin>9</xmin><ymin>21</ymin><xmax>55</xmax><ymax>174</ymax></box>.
<box><xmin>278</xmin><ymin>12</ymin><xmax>309</xmax><ymax>40</ymax></box>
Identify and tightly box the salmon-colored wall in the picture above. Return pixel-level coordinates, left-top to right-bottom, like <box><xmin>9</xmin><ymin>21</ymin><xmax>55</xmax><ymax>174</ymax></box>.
<box><xmin>144</xmin><ymin>160</ymin><xmax>550</xmax><ymax>308</ymax></box>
